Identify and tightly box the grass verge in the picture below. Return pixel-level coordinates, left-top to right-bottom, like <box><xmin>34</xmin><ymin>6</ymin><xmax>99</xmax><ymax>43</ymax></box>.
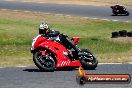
<box><xmin>0</xmin><ymin>9</ymin><xmax>132</xmax><ymax>67</ymax></box>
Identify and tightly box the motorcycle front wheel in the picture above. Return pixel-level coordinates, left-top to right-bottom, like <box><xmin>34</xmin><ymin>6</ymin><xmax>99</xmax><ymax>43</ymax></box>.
<box><xmin>33</xmin><ymin>52</ymin><xmax>56</xmax><ymax>71</ymax></box>
<box><xmin>79</xmin><ymin>49</ymin><xmax>98</xmax><ymax>70</ymax></box>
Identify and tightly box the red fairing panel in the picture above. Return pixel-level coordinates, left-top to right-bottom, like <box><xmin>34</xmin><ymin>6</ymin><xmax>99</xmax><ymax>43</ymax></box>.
<box><xmin>72</xmin><ymin>37</ymin><xmax>80</xmax><ymax>45</ymax></box>
<box><xmin>35</xmin><ymin>36</ymin><xmax>81</xmax><ymax>68</ymax></box>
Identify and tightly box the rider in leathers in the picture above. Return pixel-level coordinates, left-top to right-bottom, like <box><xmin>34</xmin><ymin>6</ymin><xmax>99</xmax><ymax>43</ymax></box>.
<box><xmin>39</xmin><ymin>22</ymin><xmax>80</xmax><ymax>53</ymax></box>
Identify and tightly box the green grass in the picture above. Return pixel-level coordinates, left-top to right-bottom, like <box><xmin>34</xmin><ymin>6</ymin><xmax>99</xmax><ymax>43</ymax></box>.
<box><xmin>79</xmin><ymin>37</ymin><xmax>132</xmax><ymax>53</ymax></box>
<box><xmin>0</xmin><ymin>10</ymin><xmax>132</xmax><ymax>66</ymax></box>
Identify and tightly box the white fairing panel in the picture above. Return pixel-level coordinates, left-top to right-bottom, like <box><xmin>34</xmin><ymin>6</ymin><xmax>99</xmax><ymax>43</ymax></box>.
<box><xmin>32</xmin><ymin>35</ymin><xmax>41</xmax><ymax>48</ymax></box>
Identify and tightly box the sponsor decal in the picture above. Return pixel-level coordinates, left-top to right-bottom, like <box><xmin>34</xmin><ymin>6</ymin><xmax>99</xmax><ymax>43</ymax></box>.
<box><xmin>76</xmin><ymin>67</ymin><xmax>131</xmax><ymax>85</ymax></box>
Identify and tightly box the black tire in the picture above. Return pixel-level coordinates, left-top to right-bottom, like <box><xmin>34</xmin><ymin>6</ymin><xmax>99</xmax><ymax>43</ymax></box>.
<box><xmin>111</xmin><ymin>32</ymin><xmax>119</xmax><ymax>38</ymax></box>
<box><xmin>119</xmin><ymin>30</ymin><xmax>127</xmax><ymax>37</ymax></box>
<box><xmin>112</xmin><ymin>10</ymin><xmax>118</xmax><ymax>16</ymax></box>
<box><xmin>80</xmin><ymin>49</ymin><xmax>98</xmax><ymax>70</ymax></box>
<box><xmin>127</xmin><ymin>31</ymin><xmax>132</xmax><ymax>37</ymax></box>
<box><xmin>33</xmin><ymin>52</ymin><xmax>56</xmax><ymax>71</ymax></box>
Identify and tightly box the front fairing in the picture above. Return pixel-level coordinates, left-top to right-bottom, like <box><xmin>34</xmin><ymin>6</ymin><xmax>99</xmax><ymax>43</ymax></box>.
<box><xmin>31</xmin><ymin>35</ymin><xmax>46</xmax><ymax>49</ymax></box>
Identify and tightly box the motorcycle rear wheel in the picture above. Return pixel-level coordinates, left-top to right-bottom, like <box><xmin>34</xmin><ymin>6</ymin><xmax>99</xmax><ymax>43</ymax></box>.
<box><xmin>33</xmin><ymin>52</ymin><xmax>56</xmax><ymax>71</ymax></box>
<box><xmin>80</xmin><ymin>49</ymin><xmax>98</xmax><ymax>70</ymax></box>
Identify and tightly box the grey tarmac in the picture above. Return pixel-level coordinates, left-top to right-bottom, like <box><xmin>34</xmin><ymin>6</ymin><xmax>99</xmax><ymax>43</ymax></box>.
<box><xmin>0</xmin><ymin>64</ymin><xmax>131</xmax><ymax>88</ymax></box>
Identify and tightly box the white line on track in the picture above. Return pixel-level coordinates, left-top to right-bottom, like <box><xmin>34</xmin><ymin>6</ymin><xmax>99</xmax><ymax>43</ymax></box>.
<box><xmin>0</xmin><ymin>66</ymin><xmax>28</xmax><ymax>68</ymax></box>
<box><xmin>0</xmin><ymin>63</ymin><xmax>131</xmax><ymax>68</ymax></box>
<box><xmin>99</xmin><ymin>63</ymin><xmax>122</xmax><ymax>64</ymax></box>
<box><xmin>16</xmin><ymin>66</ymin><xmax>29</xmax><ymax>67</ymax></box>
<box><xmin>127</xmin><ymin>62</ymin><xmax>132</xmax><ymax>64</ymax></box>
<box><xmin>99</xmin><ymin>62</ymin><xmax>132</xmax><ymax>64</ymax></box>
<box><xmin>0</xmin><ymin>67</ymin><xmax>4</xmax><ymax>68</ymax></box>
<box><xmin>82</xmin><ymin>16</ymin><xmax>131</xmax><ymax>22</ymax></box>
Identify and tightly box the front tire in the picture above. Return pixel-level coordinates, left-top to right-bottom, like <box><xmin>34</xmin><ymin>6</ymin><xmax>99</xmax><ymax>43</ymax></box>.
<box><xmin>112</xmin><ymin>10</ymin><xmax>118</xmax><ymax>16</ymax></box>
<box><xmin>33</xmin><ymin>52</ymin><xmax>56</xmax><ymax>71</ymax></box>
<box><xmin>80</xmin><ymin>49</ymin><xmax>98</xmax><ymax>70</ymax></box>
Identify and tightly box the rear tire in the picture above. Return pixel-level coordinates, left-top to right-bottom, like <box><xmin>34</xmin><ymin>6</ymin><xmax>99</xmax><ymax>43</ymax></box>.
<box><xmin>127</xmin><ymin>31</ymin><xmax>132</xmax><ymax>37</ymax></box>
<box><xmin>119</xmin><ymin>30</ymin><xmax>127</xmax><ymax>37</ymax></box>
<box><xmin>33</xmin><ymin>52</ymin><xmax>55</xmax><ymax>71</ymax></box>
<box><xmin>111</xmin><ymin>32</ymin><xmax>119</xmax><ymax>38</ymax></box>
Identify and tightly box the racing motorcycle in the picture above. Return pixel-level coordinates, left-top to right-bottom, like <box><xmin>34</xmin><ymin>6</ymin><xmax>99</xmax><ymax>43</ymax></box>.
<box><xmin>110</xmin><ymin>5</ymin><xmax>129</xmax><ymax>16</ymax></box>
<box><xmin>31</xmin><ymin>32</ymin><xmax>98</xmax><ymax>71</ymax></box>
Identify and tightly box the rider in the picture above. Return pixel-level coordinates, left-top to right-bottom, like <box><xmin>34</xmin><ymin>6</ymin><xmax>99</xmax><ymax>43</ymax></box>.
<box><xmin>39</xmin><ymin>22</ymin><xmax>50</xmax><ymax>36</ymax></box>
<box><xmin>113</xmin><ymin>4</ymin><xmax>125</xmax><ymax>11</ymax></box>
<box><xmin>39</xmin><ymin>22</ymin><xmax>80</xmax><ymax>53</ymax></box>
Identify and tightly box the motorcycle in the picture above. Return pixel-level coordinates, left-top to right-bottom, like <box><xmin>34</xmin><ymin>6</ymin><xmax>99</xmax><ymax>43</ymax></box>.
<box><xmin>110</xmin><ymin>5</ymin><xmax>129</xmax><ymax>16</ymax></box>
<box><xmin>31</xmin><ymin>33</ymin><xmax>98</xmax><ymax>71</ymax></box>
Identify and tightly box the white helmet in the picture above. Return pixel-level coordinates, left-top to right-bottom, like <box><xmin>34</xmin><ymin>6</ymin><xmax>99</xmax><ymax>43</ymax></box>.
<box><xmin>39</xmin><ymin>22</ymin><xmax>49</xmax><ymax>34</ymax></box>
<box><xmin>39</xmin><ymin>22</ymin><xmax>49</xmax><ymax>30</ymax></box>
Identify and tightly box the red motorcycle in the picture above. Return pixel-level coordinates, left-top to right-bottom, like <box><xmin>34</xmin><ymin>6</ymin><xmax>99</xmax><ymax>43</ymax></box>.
<box><xmin>31</xmin><ymin>33</ymin><xmax>98</xmax><ymax>71</ymax></box>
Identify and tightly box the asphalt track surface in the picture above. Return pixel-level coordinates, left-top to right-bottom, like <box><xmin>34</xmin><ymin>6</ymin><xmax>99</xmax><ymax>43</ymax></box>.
<box><xmin>0</xmin><ymin>64</ymin><xmax>132</xmax><ymax>88</ymax></box>
<box><xmin>0</xmin><ymin>0</ymin><xmax>132</xmax><ymax>22</ymax></box>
